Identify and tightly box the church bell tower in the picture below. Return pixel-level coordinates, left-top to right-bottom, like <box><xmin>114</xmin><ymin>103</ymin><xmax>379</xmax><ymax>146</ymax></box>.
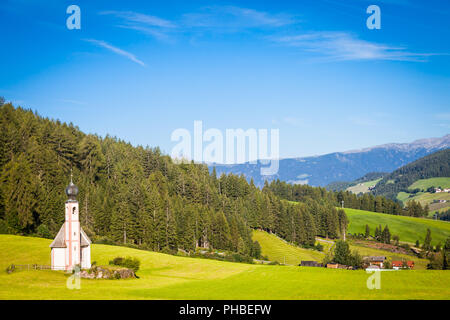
<box><xmin>50</xmin><ymin>174</ymin><xmax>91</xmax><ymax>271</ymax></box>
<box><xmin>64</xmin><ymin>175</ymin><xmax>81</xmax><ymax>269</ymax></box>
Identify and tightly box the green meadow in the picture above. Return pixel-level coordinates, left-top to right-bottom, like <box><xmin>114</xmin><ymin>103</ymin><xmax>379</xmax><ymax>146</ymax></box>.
<box><xmin>252</xmin><ymin>230</ymin><xmax>324</xmax><ymax>265</ymax></box>
<box><xmin>346</xmin><ymin>178</ymin><xmax>382</xmax><ymax>194</ymax></box>
<box><xmin>396</xmin><ymin>191</ymin><xmax>450</xmax><ymax>204</ymax></box>
<box><xmin>345</xmin><ymin>208</ymin><xmax>450</xmax><ymax>246</ymax></box>
<box><xmin>397</xmin><ymin>178</ymin><xmax>450</xmax><ymax>213</ymax></box>
<box><xmin>1</xmin><ymin>235</ymin><xmax>449</xmax><ymax>300</ymax></box>
<box><xmin>397</xmin><ymin>191</ymin><xmax>450</xmax><ymax>211</ymax></box>
<box><xmin>408</xmin><ymin>178</ymin><xmax>450</xmax><ymax>191</ymax></box>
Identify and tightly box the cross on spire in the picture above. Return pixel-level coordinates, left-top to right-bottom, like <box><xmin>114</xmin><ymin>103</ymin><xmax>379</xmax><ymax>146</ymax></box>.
<box><xmin>70</xmin><ymin>168</ymin><xmax>73</xmax><ymax>184</ymax></box>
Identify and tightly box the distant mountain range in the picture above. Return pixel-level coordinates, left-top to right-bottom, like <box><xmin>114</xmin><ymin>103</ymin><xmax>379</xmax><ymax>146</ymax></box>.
<box><xmin>210</xmin><ymin>134</ymin><xmax>450</xmax><ymax>187</ymax></box>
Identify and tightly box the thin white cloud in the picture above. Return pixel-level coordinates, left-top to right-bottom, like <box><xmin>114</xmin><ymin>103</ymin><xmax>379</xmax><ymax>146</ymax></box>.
<box><xmin>100</xmin><ymin>7</ymin><xmax>297</xmax><ymax>41</ymax></box>
<box><xmin>118</xmin><ymin>25</ymin><xmax>171</xmax><ymax>42</ymax></box>
<box><xmin>271</xmin><ymin>32</ymin><xmax>439</xmax><ymax>62</ymax></box>
<box><xmin>99</xmin><ymin>11</ymin><xmax>176</xmax><ymax>42</ymax></box>
<box><xmin>100</xmin><ymin>11</ymin><xmax>176</xmax><ymax>28</ymax></box>
<box><xmin>182</xmin><ymin>5</ymin><xmax>297</xmax><ymax>29</ymax></box>
<box><xmin>84</xmin><ymin>39</ymin><xmax>145</xmax><ymax>66</ymax></box>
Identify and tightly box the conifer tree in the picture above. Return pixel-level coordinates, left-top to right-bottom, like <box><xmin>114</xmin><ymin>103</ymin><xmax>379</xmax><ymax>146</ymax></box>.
<box><xmin>423</xmin><ymin>228</ymin><xmax>432</xmax><ymax>252</ymax></box>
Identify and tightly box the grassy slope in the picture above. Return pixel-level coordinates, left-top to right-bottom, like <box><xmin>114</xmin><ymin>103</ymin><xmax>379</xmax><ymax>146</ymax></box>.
<box><xmin>398</xmin><ymin>191</ymin><xmax>450</xmax><ymax>210</ymax></box>
<box><xmin>408</xmin><ymin>177</ymin><xmax>450</xmax><ymax>191</ymax></box>
<box><xmin>252</xmin><ymin>230</ymin><xmax>324</xmax><ymax>265</ymax></box>
<box><xmin>1</xmin><ymin>235</ymin><xmax>449</xmax><ymax>300</ymax></box>
<box><xmin>346</xmin><ymin>178</ymin><xmax>382</xmax><ymax>194</ymax></box>
<box><xmin>398</xmin><ymin>178</ymin><xmax>450</xmax><ymax>213</ymax></box>
<box><xmin>345</xmin><ymin>208</ymin><xmax>450</xmax><ymax>246</ymax></box>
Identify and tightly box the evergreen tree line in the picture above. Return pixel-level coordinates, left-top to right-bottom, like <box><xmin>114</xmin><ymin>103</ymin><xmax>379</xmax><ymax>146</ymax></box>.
<box><xmin>436</xmin><ymin>209</ymin><xmax>450</xmax><ymax>221</ymax></box>
<box><xmin>266</xmin><ymin>179</ymin><xmax>429</xmax><ymax>217</ymax></box>
<box><xmin>0</xmin><ymin>103</ymin><xmax>348</xmax><ymax>257</ymax></box>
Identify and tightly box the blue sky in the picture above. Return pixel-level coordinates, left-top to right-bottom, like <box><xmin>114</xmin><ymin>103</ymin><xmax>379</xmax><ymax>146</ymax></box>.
<box><xmin>1</xmin><ymin>0</ymin><xmax>449</xmax><ymax>159</ymax></box>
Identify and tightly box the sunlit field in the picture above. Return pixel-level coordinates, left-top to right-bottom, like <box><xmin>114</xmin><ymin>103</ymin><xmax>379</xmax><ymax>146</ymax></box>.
<box><xmin>1</xmin><ymin>235</ymin><xmax>449</xmax><ymax>300</ymax></box>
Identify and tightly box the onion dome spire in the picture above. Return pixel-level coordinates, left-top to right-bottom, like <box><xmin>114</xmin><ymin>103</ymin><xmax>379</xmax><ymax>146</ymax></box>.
<box><xmin>65</xmin><ymin>169</ymin><xmax>78</xmax><ymax>201</ymax></box>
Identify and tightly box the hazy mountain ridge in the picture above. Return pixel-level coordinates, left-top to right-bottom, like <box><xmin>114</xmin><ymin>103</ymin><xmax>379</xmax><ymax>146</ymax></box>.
<box><xmin>342</xmin><ymin>134</ymin><xmax>450</xmax><ymax>154</ymax></box>
<box><xmin>211</xmin><ymin>135</ymin><xmax>450</xmax><ymax>187</ymax></box>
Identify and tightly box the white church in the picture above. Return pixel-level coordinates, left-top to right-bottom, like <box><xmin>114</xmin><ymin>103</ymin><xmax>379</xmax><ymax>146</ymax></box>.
<box><xmin>50</xmin><ymin>178</ymin><xmax>91</xmax><ymax>270</ymax></box>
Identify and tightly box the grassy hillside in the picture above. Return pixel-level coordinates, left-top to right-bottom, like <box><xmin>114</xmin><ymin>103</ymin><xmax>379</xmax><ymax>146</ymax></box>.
<box><xmin>347</xmin><ymin>178</ymin><xmax>382</xmax><ymax>194</ymax></box>
<box><xmin>397</xmin><ymin>177</ymin><xmax>450</xmax><ymax>214</ymax></box>
<box><xmin>345</xmin><ymin>208</ymin><xmax>450</xmax><ymax>246</ymax></box>
<box><xmin>408</xmin><ymin>177</ymin><xmax>450</xmax><ymax>191</ymax></box>
<box><xmin>1</xmin><ymin>235</ymin><xmax>450</xmax><ymax>300</ymax></box>
<box><xmin>397</xmin><ymin>191</ymin><xmax>450</xmax><ymax>212</ymax></box>
<box><xmin>252</xmin><ymin>230</ymin><xmax>324</xmax><ymax>264</ymax></box>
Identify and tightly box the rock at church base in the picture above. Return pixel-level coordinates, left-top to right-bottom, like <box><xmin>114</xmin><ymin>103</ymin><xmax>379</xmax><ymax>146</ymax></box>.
<box><xmin>80</xmin><ymin>266</ymin><xmax>136</xmax><ymax>279</ymax></box>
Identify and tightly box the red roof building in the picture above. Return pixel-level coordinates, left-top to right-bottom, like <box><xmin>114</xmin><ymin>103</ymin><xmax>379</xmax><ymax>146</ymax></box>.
<box><xmin>392</xmin><ymin>260</ymin><xmax>414</xmax><ymax>269</ymax></box>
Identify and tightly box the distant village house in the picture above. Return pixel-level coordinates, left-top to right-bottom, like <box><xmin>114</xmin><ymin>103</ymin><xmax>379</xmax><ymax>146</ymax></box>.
<box><xmin>300</xmin><ymin>261</ymin><xmax>323</xmax><ymax>268</ymax></box>
<box><xmin>392</xmin><ymin>260</ymin><xmax>414</xmax><ymax>270</ymax></box>
<box><xmin>363</xmin><ymin>256</ymin><xmax>386</xmax><ymax>269</ymax></box>
<box><xmin>326</xmin><ymin>263</ymin><xmax>353</xmax><ymax>270</ymax></box>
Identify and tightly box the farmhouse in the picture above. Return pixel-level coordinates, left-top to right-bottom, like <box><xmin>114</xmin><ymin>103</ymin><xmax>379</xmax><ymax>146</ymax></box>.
<box><xmin>363</xmin><ymin>256</ymin><xmax>386</xmax><ymax>269</ymax></box>
<box><xmin>392</xmin><ymin>260</ymin><xmax>414</xmax><ymax>270</ymax></box>
<box><xmin>50</xmin><ymin>178</ymin><xmax>91</xmax><ymax>271</ymax></box>
<box><xmin>300</xmin><ymin>261</ymin><xmax>323</xmax><ymax>267</ymax></box>
<box><xmin>326</xmin><ymin>263</ymin><xmax>352</xmax><ymax>269</ymax></box>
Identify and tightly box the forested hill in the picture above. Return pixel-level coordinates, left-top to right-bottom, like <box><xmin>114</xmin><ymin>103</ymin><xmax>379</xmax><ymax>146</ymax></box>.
<box><xmin>0</xmin><ymin>103</ymin><xmax>351</xmax><ymax>258</ymax></box>
<box><xmin>373</xmin><ymin>149</ymin><xmax>450</xmax><ymax>200</ymax></box>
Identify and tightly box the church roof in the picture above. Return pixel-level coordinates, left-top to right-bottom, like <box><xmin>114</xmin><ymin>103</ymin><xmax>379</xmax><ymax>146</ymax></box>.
<box><xmin>49</xmin><ymin>225</ymin><xmax>92</xmax><ymax>248</ymax></box>
<box><xmin>80</xmin><ymin>227</ymin><xmax>91</xmax><ymax>247</ymax></box>
<box><xmin>49</xmin><ymin>225</ymin><xmax>66</xmax><ymax>248</ymax></box>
